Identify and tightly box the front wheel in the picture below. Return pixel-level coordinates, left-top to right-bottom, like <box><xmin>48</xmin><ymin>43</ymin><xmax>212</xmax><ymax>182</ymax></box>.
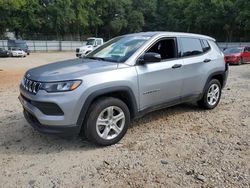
<box><xmin>84</xmin><ymin>97</ymin><xmax>130</xmax><ymax>146</ymax></box>
<box><xmin>198</xmin><ymin>79</ymin><xmax>222</xmax><ymax>109</ymax></box>
<box><xmin>238</xmin><ymin>57</ymin><xmax>243</xmax><ymax>65</ymax></box>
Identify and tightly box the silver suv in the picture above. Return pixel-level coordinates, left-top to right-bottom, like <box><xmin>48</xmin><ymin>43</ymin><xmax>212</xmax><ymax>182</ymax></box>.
<box><xmin>19</xmin><ymin>32</ymin><xmax>228</xmax><ymax>146</ymax></box>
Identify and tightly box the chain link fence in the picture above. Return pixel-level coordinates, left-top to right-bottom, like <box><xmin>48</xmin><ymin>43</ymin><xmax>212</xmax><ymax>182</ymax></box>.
<box><xmin>0</xmin><ymin>39</ymin><xmax>249</xmax><ymax>52</ymax></box>
<box><xmin>0</xmin><ymin>40</ymin><xmax>86</xmax><ymax>52</ymax></box>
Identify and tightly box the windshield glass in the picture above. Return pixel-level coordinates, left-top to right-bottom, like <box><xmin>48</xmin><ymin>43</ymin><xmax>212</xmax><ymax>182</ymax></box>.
<box><xmin>86</xmin><ymin>39</ymin><xmax>95</xmax><ymax>46</ymax></box>
<box><xmin>86</xmin><ymin>36</ymin><xmax>150</xmax><ymax>63</ymax></box>
<box><xmin>224</xmin><ymin>48</ymin><xmax>243</xmax><ymax>54</ymax></box>
<box><xmin>16</xmin><ymin>43</ymin><xmax>27</xmax><ymax>48</ymax></box>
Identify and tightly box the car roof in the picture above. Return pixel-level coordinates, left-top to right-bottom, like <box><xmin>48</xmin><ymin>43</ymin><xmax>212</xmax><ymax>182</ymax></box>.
<box><xmin>124</xmin><ymin>31</ymin><xmax>215</xmax><ymax>41</ymax></box>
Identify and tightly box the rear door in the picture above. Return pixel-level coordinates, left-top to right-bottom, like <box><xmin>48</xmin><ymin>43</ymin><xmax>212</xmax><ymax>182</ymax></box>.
<box><xmin>178</xmin><ymin>37</ymin><xmax>211</xmax><ymax>99</ymax></box>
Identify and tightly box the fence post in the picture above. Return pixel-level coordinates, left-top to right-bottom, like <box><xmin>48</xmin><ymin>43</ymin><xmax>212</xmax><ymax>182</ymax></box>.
<box><xmin>46</xmin><ymin>40</ymin><xmax>48</xmax><ymax>52</ymax></box>
<box><xmin>33</xmin><ymin>40</ymin><xmax>36</xmax><ymax>52</ymax></box>
<box><xmin>59</xmin><ymin>40</ymin><xmax>62</xmax><ymax>51</ymax></box>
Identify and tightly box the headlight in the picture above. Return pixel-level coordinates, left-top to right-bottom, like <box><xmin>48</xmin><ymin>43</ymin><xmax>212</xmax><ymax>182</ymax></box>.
<box><xmin>41</xmin><ymin>80</ymin><xmax>82</xmax><ymax>92</ymax></box>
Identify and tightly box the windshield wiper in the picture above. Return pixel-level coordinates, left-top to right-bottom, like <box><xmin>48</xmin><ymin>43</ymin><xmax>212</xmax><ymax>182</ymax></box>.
<box><xmin>86</xmin><ymin>57</ymin><xmax>106</xmax><ymax>61</ymax></box>
<box><xmin>85</xmin><ymin>57</ymin><xmax>118</xmax><ymax>63</ymax></box>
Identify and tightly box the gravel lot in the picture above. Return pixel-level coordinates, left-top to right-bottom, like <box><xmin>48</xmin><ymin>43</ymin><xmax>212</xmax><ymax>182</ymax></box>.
<box><xmin>0</xmin><ymin>53</ymin><xmax>250</xmax><ymax>188</ymax></box>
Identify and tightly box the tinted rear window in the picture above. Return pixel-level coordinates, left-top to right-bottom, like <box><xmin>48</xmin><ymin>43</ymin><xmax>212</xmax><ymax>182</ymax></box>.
<box><xmin>180</xmin><ymin>38</ymin><xmax>203</xmax><ymax>57</ymax></box>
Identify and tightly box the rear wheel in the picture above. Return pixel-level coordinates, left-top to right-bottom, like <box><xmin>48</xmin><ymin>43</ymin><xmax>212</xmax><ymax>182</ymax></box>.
<box><xmin>83</xmin><ymin>97</ymin><xmax>130</xmax><ymax>146</ymax></box>
<box><xmin>198</xmin><ymin>79</ymin><xmax>222</xmax><ymax>109</ymax></box>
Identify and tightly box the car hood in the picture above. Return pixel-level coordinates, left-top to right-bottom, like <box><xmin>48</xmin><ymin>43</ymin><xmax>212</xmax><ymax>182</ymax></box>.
<box><xmin>12</xmin><ymin>50</ymin><xmax>22</xmax><ymax>52</ymax></box>
<box><xmin>25</xmin><ymin>58</ymin><xmax>118</xmax><ymax>82</ymax></box>
<box><xmin>79</xmin><ymin>45</ymin><xmax>93</xmax><ymax>50</ymax></box>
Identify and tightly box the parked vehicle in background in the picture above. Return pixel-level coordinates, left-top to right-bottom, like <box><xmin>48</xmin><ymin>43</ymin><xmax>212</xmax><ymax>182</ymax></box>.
<box><xmin>19</xmin><ymin>32</ymin><xmax>228</xmax><ymax>146</ymax></box>
<box><xmin>224</xmin><ymin>47</ymin><xmax>250</xmax><ymax>65</ymax></box>
<box><xmin>8</xmin><ymin>40</ymin><xmax>30</xmax><ymax>55</ymax></box>
<box><xmin>9</xmin><ymin>48</ymin><xmax>27</xmax><ymax>57</ymax></box>
<box><xmin>0</xmin><ymin>48</ymin><xmax>10</xmax><ymax>57</ymax></box>
<box><xmin>76</xmin><ymin>38</ymin><xmax>103</xmax><ymax>58</ymax></box>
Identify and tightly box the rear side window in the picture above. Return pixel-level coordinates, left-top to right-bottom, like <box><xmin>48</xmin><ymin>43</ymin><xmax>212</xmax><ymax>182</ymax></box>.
<box><xmin>96</xmin><ymin>39</ymin><xmax>102</xmax><ymax>45</ymax></box>
<box><xmin>180</xmin><ymin>38</ymin><xmax>203</xmax><ymax>57</ymax></box>
<box><xmin>201</xmin><ymin>39</ymin><xmax>211</xmax><ymax>52</ymax></box>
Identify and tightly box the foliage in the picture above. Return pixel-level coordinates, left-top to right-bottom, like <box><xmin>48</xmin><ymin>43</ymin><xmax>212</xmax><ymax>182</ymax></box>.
<box><xmin>0</xmin><ymin>0</ymin><xmax>249</xmax><ymax>41</ymax></box>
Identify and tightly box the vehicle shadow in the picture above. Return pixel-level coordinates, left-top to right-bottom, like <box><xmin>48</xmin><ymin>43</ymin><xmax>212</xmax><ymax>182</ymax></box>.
<box><xmin>130</xmin><ymin>103</ymin><xmax>201</xmax><ymax>128</ymax></box>
<box><xmin>0</xmin><ymin>112</ymin><xmax>97</xmax><ymax>155</ymax></box>
<box><xmin>0</xmin><ymin>103</ymin><xmax>200</xmax><ymax>155</ymax></box>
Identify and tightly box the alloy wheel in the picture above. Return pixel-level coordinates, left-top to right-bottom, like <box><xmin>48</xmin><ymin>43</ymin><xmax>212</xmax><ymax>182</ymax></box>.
<box><xmin>207</xmin><ymin>84</ymin><xmax>220</xmax><ymax>106</ymax></box>
<box><xmin>96</xmin><ymin>106</ymin><xmax>125</xmax><ymax>140</ymax></box>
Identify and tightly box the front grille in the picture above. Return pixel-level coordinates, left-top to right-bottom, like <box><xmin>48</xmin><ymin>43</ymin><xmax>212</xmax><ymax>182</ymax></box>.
<box><xmin>76</xmin><ymin>48</ymin><xmax>80</xmax><ymax>53</ymax></box>
<box><xmin>23</xmin><ymin>77</ymin><xmax>41</xmax><ymax>94</ymax></box>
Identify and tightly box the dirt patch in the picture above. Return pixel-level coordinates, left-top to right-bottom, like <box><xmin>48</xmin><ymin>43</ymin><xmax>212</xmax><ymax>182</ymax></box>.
<box><xmin>0</xmin><ymin>53</ymin><xmax>249</xmax><ymax>187</ymax></box>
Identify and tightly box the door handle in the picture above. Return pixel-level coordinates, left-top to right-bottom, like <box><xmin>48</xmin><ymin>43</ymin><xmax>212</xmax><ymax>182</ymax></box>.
<box><xmin>172</xmin><ymin>64</ymin><xmax>182</xmax><ymax>69</ymax></box>
<box><xmin>203</xmin><ymin>59</ymin><xmax>211</xmax><ymax>63</ymax></box>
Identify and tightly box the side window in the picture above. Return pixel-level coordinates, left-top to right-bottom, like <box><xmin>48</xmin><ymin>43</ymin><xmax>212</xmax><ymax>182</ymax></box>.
<box><xmin>180</xmin><ymin>38</ymin><xmax>203</xmax><ymax>57</ymax></box>
<box><xmin>146</xmin><ymin>38</ymin><xmax>177</xmax><ymax>60</ymax></box>
<box><xmin>201</xmin><ymin>39</ymin><xmax>211</xmax><ymax>52</ymax></box>
<box><xmin>96</xmin><ymin>39</ymin><xmax>102</xmax><ymax>46</ymax></box>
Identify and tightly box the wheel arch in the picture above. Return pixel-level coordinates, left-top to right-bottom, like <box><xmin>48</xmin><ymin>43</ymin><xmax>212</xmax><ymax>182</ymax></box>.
<box><xmin>76</xmin><ymin>86</ymin><xmax>138</xmax><ymax>129</ymax></box>
<box><xmin>203</xmin><ymin>71</ymin><xmax>226</xmax><ymax>94</ymax></box>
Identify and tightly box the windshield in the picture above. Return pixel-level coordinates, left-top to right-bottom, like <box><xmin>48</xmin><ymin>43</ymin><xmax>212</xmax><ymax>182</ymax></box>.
<box><xmin>16</xmin><ymin>43</ymin><xmax>27</xmax><ymax>48</ymax></box>
<box><xmin>86</xmin><ymin>39</ymin><xmax>95</xmax><ymax>46</ymax></box>
<box><xmin>224</xmin><ymin>48</ymin><xmax>243</xmax><ymax>54</ymax></box>
<box><xmin>8</xmin><ymin>40</ymin><xmax>27</xmax><ymax>48</ymax></box>
<box><xmin>86</xmin><ymin>36</ymin><xmax>150</xmax><ymax>63</ymax></box>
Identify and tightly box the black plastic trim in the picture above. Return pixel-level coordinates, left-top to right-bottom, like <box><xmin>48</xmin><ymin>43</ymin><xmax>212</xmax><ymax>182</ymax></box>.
<box><xmin>203</xmin><ymin>70</ymin><xmax>228</xmax><ymax>94</ymax></box>
<box><xmin>76</xmin><ymin>86</ymin><xmax>138</xmax><ymax>126</ymax></box>
<box><xmin>21</xmin><ymin>94</ymin><xmax>64</xmax><ymax>116</ymax></box>
<box><xmin>135</xmin><ymin>94</ymin><xmax>201</xmax><ymax>119</ymax></box>
<box><xmin>23</xmin><ymin>110</ymin><xmax>80</xmax><ymax>137</ymax></box>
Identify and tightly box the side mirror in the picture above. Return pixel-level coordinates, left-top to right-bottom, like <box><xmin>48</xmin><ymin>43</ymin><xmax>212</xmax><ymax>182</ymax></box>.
<box><xmin>139</xmin><ymin>52</ymin><xmax>161</xmax><ymax>64</ymax></box>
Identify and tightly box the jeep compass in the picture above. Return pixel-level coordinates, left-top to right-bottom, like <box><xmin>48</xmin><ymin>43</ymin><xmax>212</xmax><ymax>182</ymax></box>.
<box><xmin>19</xmin><ymin>32</ymin><xmax>228</xmax><ymax>146</ymax></box>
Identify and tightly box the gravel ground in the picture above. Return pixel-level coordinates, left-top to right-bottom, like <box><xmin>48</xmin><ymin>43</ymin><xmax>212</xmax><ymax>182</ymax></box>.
<box><xmin>0</xmin><ymin>53</ymin><xmax>249</xmax><ymax>188</ymax></box>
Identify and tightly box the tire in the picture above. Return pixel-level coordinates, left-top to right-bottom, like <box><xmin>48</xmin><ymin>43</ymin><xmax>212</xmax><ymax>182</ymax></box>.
<box><xmin>198</xmin><ymin>79</ymin><xmax>222</xmax><ymax>109</ymax></box>
<box><xmin>83</xmin><ymin>97</ymin><xmax>130</xmax><ymax>146</ymax></box>
<box><xmin>238</xmin><ymin>57</ymin><xmax>243</xmax><ymax>65</ymax></box>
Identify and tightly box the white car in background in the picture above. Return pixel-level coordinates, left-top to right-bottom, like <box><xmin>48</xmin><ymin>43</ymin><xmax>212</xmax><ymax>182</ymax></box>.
<box><xmin>76</xmin><ymin>38</ymin><xmax>104</xmax><ymax>58</ymax></box>
<box><xmin>10</xmin><ymin>48</ymin><xmax>27</xmax><ymax>57</ymax></box>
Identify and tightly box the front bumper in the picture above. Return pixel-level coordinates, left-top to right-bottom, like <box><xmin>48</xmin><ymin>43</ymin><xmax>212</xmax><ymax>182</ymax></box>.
<box><xmin>19</xmin><ymin>85</ymin><xmax>84</xmax><ymax>137</ymax></box>
<box><xmin>225</xmin><ymin>57</ymin><xmax>240</xmax><ymax>64</ymax></box>
<box><xmin>23</xmin><ymin>109</ymin><xmax>80</xmax><ymax>137</ymax></box>
<box><xmin>76</xmin><ymin>52</ymin><xmax>86</xmax><ymax>58</ymax></box>
<box><xmin>12</xmin><ymin>53</ymin><xmax>24</xmax><ymax>57</ymax></box>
